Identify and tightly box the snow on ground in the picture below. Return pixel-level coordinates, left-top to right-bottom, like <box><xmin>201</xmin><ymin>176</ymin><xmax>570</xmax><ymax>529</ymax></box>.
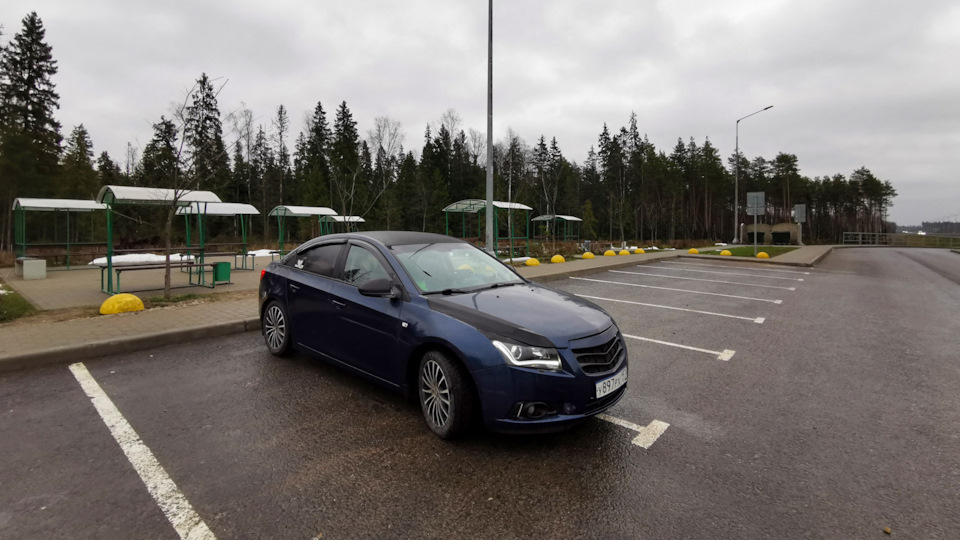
<box><xmin>0</xmin><ymin>288</ymin><xmax>10</xmax><ymax>295</ymax></box>
<box><xmin>715</xmin><ymin>242</ymin><xmax>728</xmax><ymax>246</ymax></box>
<box><xmin>88</xmin><ymin>253</ymin><xmax>195</xmax><ymax>266</ymax></box>
<box><xmin>501</xmin><ymin>256</ymin><xmax>532</xmax><ymax>263</ymax></box>
<box><xmin>247</xmin><ymin>249</ymin><xmax>278</xmax><ymax>257</ymax></box>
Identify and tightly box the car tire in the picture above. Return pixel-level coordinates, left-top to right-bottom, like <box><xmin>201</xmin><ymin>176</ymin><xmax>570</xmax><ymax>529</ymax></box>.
<box><xmin>261</xmin><ymin>300</ymin><xmax>292</xmax><ymax>357</ymax></box>
<box><xmin>418</xmin><ymin>350</ymin><xmax>475</xmax><ymax>439</ymax></box>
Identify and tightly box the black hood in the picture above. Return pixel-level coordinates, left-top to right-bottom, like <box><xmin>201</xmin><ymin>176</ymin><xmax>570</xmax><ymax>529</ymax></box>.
<box><xmin>427</xmin><ymin>283</ymin><xmax>612</xmax><ymax>348</ymax></box>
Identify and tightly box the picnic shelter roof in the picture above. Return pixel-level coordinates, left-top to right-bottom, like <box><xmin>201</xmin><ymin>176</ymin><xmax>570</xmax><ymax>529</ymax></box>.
<box><xmin>442</xmin><ymin>199</ymin><xmax>533</xmax><ymax>213</ymax></box>
<box><xmin>268</xmin><ymin>205</ymin><xmax>337</xmax><ymax>217</ymax></box>
<box><xmin>13</xmin><ymin>198</ymin><xmax>106</xmax><ymax>212</ymax></box>
<box><xmin>96</xmin><ymin>185</ymin><xmax>222</xmax><ymax>206</ymax></box>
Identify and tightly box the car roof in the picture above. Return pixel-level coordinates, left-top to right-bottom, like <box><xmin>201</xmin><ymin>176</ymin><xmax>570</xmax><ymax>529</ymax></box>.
<box><xmin>308</xmin><ymin>231</ymin><xmax>468</xmax><ymax>248</ymax></box>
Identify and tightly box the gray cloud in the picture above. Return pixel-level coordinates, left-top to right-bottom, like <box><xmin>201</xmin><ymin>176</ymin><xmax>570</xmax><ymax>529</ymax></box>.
<box><xmin>3</xmin><ymin>0</ymin><xmax>957</xmax><ymax>224</ymax></box>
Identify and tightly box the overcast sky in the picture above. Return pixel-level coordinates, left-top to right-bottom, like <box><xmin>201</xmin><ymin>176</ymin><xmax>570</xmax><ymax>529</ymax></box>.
<box><xmin>3</xmin><ymin>0</ymin><xmax>958</xmax><ymax>225</ymax></box>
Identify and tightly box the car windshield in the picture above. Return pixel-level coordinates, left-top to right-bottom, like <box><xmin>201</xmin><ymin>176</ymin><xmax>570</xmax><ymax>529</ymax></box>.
<box><xmin>390</xmin><ymin>242</ymin><xmax>524</xmax><ymax>294</ymax></box>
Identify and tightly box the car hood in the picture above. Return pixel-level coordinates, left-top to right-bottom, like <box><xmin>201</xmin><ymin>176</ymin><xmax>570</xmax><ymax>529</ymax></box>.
<box><xmin>427</xmin><ymin>283</ymin><xmax>612</xmax><ymax>348</ymax></box>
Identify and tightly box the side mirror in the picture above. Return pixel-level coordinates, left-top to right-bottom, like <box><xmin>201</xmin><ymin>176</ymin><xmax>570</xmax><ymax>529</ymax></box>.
<box><xmin>359</xmin><ymin>278</ymin><xmax>397</xmax><ymax>298</ymax></box>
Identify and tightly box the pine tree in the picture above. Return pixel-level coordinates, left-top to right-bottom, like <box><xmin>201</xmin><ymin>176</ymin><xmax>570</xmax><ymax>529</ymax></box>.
<box><xmin>96</xmin><ymin>151</ymin><xmax>124</xmax><ymax>187</ymax></box>
<box><xmin>137</xmin><ymin>116</ymin><xmax>180</xmax><ymax>189</ymax></box>
<box><xmin>184</xmin><ymin>73</ymin><xmax>229</xmax><ymax>191</ymax></box>
<box><xmin>0</xmin><ymin>12</ymin><xmax>62</xmax><ymax>249</ymax></box>
<box><xmin>330</xmin><ymin>101</ymin><xmax>360</xmax><ymax>215</ymax></box>
<box><xmin>60</xmin><ymin>124</ymin><xmax>98</xmax><ymax>199</ymax></box>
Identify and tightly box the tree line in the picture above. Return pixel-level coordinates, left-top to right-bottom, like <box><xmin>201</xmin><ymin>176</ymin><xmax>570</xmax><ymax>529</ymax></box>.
<box><xmin>1</xmin><ymin>11</ymin><xmax>898</xmax><ymax>254</ymax></box>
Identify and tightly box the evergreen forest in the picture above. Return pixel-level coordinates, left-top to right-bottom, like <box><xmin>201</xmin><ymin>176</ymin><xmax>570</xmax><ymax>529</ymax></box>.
<box><xmin>1</xmin><ymin>12</ymin><xmax>899</xmax><ymax>253</ymax></box>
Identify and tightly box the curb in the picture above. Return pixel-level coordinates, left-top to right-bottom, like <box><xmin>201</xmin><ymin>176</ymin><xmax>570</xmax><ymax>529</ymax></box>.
<box><xmin>0</xmin><ymin>317</ymin><xmax>260</xmax><ymax>373</ymax></box>
<box><xmin>519</xmin><ymin>254</ymin><xmax>679</xmax><ymax>282</ymax></box>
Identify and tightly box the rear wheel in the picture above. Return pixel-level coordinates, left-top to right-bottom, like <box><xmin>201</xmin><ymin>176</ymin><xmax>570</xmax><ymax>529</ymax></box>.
<box><xmin>418</xmin><ymin>350</ymin><xmax>475</xmax><ymax>439</ymax></box>
<box><xmin>262</xmin><ymin>301</ymin><xmax>292</xmax><ymax>356</ymax></box>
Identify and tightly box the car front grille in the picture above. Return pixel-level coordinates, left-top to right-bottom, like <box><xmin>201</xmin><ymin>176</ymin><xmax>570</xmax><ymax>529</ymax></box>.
<box><xmin>572</xmin><ymin>335</ymin><xmax>624</xmax><ymax>376</ymax></box>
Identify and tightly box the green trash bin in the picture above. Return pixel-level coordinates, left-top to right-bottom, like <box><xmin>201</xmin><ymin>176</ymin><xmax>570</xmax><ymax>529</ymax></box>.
<box><xmin>213</xmin><ymin>261</ymin><xmax>231</xmax><ymax>283</ymax></box>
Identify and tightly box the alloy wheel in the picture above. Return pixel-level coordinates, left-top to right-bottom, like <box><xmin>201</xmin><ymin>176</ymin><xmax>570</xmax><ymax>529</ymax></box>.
<box><xmin>264</xmin><ymin>305</ymin><xmax>286</xmax><ymax>351</ymax></box>
<box><xmin>421</xmin><ymin>360</ymin><xmax>451</xmax><ymax>427</ymax></box>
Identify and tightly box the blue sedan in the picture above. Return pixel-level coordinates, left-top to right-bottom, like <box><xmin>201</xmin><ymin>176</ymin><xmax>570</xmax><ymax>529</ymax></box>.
<box><xmin>259</xmin><ymin>232</ymin><xmax>628</xmax><ymax>439</ymax></box>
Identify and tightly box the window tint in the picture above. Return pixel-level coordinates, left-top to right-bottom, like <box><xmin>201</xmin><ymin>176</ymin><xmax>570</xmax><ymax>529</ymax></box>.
<box><xmin>287</xmin><ymin>244</ymin><xmax>342</xmax><ymax>277</ymax></box>
<box><xmin>342</xmin><ymin>245</ymin><xmax>390</xmax><ymax>286</ymax></box>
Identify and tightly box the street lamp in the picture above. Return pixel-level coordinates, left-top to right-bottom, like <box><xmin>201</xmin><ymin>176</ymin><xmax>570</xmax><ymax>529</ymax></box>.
<box><xmin>484</xmin><ymin>0</ymin><xmax>495</xmax><ymax>252</ymax></box>
<box><xmin>732</xmin><ymin>105</ymin><xmax>773</xmax><ymax>244</ymax></box>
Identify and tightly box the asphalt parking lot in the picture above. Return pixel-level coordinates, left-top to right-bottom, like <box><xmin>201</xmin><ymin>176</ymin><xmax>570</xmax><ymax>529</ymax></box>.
<box><xmin>2</xmin><ymin>248</ymin><xmax>958</xmax><ymax>539</ymax></box>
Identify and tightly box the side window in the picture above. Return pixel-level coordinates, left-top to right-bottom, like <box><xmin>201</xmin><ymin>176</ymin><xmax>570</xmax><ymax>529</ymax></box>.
<box><xmin>286</xmin><ymin>244</ymin><xmax>342</xmax><ymax>277</ymax></box>
<box><xmin>342</xmin><ymin>245</ymin><xmax>390</xmax><ymax>286</ymax></box>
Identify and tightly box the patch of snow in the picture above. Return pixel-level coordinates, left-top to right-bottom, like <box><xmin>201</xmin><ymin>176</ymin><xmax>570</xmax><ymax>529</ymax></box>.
<box><xmin>0</xmin><ymin>288</ymin><xmax>10</xmax><ymax>295</ymax></box>
<box><xmin>247</xmin><ymin>249</ymin><xmax>278</xmax><ymax>257</ymax></box>
<box><xmin>715</xmin><ymin>242</ymin><xmax>728</xmax><ymax>246</ymax></box>
<box><xmin>501</xmin><ymin>256</ymin><xmax>532</xmax><ymax>263</ymax></box>
<box><xmin>88</xmin><ymin>253</ymin><xmax>195</xmax><ymax>266</ymax></box>
<box><xmin>645</xmin><ymin>246</ymin><xmax>659</xmax><ymax>250</ymax></box>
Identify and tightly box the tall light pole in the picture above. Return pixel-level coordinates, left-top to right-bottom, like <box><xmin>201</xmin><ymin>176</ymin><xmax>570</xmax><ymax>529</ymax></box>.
<box><xmin>733</xmin><ymin>105</ymin><xmax>773</xmax><ymax>244</ymax></box>
<box><xmin>484</xmin><ymin>0</ymin><xmax>495</xmax><ymax>252</ymax></box>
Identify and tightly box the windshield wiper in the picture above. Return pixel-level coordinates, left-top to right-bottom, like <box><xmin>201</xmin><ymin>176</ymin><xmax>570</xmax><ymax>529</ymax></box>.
<box><xmin>485</xmin><ymin>281</ymin><xmax>520</xmax><ymax>290</ymax></box>
<box><xmin>423</xmin><ymin>288</ymin><xmax>472</xmax><ymax>296</ymax></box>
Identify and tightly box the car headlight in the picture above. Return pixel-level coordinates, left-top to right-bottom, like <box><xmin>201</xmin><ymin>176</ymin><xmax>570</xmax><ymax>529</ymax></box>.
<box><xmin>492</xmin><ymin>340</ymin><xmax>562</xmax><ymax>371</ymax></box>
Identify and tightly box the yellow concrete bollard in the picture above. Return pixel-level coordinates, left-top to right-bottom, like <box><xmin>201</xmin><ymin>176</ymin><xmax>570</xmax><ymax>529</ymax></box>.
<box><xmin>525</xmin><ymin>258</ymin><xmax>541</xmax><ymax>266</ymax></box>
<box><xmin>550</xmin><ymin>254</ymin><xmax>565</xmax><ymax>263</ymax></box>
<box><xmin>688</xmin><ymin>248</ymin><xmax>699</xmax><ymax>254</ymax></box>
<box><xmin>720</xmin><ymin>250</ymin><xmax>732</xmax><ymax>256</ymax></box>
<box><xmin>603</xmin><ymin>250</ymin><xmax>616</xmax><ymax>257</ymax></box>
<box><xmin>99</xmin><ymin>293</ymin><xmax>145</xmax><ymax>315</ymax></box>
<box><xmin>634</xmin><ymin>248</ymin><xmax>645</xmax><ymax>254</ymax></box>
<box><xmin>618</xmin><ymin>250</ymin><xmax>630</xmax><ymax>256</ymax></box>
<box><xmin>582</xmin><ymin>252</ymin><xmax>595</xmax><ymax>259</ymax></box>
<box><xmin>756</xmin><ymin>252</ymin><xmax>770</xmax><ymax>259</ymax></box>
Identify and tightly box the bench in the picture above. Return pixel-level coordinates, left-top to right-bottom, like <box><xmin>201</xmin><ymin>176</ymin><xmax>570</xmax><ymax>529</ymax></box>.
<box><xmin>99</xmin><ymin>261</ymin><xmax>222</xmax><ymax>294</ymax></box>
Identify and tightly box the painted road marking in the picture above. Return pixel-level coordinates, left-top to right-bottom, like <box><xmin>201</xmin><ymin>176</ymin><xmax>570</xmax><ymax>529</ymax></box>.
<box><xmin>576</xmin><ymin>294</ymin><xmax>765</xmax><ymax>323</ymax></box>
<box><xmin>622</xmin><ymin>333</ymin><xmax>736</xmax><ymax>361</ymax></box>
<box><xmin>610</xmin><ymin>269</ymin><xmax>797</xmax><ymax>291</ymax></box>
<box><xmin>68</xmin><ymin>363</ymin><xmax>216</xmax><ymax>540</ymax></box>
<box><xmin>664</xmin><ymin>260</ymin><xmax>810</xmax><ymax>275</ymax></box>
<box><xmin>645</xmin><ymin>264</ymin><xmax>804</xmax><ymax>282</ymax></box>
<box><xmin>597</xmin><ymin>414</ymin><xmax>670</xmax><ymax>449</ymax></box>
<box><xmin>570</xmin><ymin>276</ymin><xmax>783</xmax><ymax>304</ymax></box>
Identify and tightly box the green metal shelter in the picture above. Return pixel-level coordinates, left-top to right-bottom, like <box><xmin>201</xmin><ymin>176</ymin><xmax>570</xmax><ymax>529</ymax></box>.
<box><xmin>177</xmin><ymin>202</ymin><xmax>260</xmax><ymax>270</ymax></box>
<box><xmin>96</xmin><ymin>185</ymin><xmax>222</xmax><ymax>294</ymax></box>
<box><xmin>12</xmin><ymin>198</ymin><xmax>106</xmax><ymax>268</ymax></box>
<box><xmin>442</xmin><ymin>199</ymin><xmax>533</xmax><ymax>257</ymax></box>
<box><xmin>268</xmin><ymin>205</ymin><xmax>337</xmax><ymax>255</ymax></box>
<box><xmin>319</xmin><ymin>215</ymin><xmax>364</xmax><ymax>236</ymax></box>
<box><xmin>532</xmin><ymin>214</ymin><xmax>582</xmax><ymax>241</ymax></box>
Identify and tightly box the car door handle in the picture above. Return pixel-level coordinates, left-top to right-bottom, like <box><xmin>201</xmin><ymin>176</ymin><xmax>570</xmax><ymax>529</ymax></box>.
<box><xmin>289</xmin><ymin>283</ymin><xmax>299</xmax><ymax>292</ymax></box>
<box><xmin>332</xmin><ymin>299</ymin><xmax>346</xmax><ymax>309</ymax></box>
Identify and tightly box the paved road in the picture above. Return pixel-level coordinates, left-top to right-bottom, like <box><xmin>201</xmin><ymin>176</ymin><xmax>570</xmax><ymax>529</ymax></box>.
<box><xmin>2</xmin><ymin>248</ymin><xmax>958</xmax><ymax>539</ymax></box>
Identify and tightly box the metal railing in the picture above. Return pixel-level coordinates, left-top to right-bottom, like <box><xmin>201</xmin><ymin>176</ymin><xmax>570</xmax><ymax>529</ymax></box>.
<box><xmin>842</xmin><ymin>232</ymin><xmax>960</xmax><ymax>249</ymax></box>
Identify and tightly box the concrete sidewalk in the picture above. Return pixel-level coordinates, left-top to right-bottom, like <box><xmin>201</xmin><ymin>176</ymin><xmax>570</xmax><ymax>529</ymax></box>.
<box><xmin>0</xmin><ymin>245</ymin><xmax>834</xmax><ymax>371</ymax></box>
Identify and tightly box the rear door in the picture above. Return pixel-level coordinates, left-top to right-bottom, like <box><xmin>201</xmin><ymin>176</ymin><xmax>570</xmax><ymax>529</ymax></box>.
<box><xmin>285</xmin><ymin>241</ymin><xmax>346</xmax><ymax>357</ymax></box>
<box><xmin>326</xmin><ymin>242</ymin><xmax>405</xmax><ymax>386</ymax></box>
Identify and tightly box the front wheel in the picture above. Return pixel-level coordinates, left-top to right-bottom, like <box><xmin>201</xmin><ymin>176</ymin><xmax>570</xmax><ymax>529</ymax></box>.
<box><xmin>418</xmin><ymin>350</ymin><xmax>475</xmax><ymax>439</ymax></box>
<box><xmin>261</xmin><ymin>301</ymin><xmax>292</xmax><ymax>356</ymax></box>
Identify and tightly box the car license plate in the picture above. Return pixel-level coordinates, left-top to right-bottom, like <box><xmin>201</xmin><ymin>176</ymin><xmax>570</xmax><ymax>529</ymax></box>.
<box><xmin>596</xmin><ymin>368</ymin><xmax>627</xmax><ymax>399</ymax></box>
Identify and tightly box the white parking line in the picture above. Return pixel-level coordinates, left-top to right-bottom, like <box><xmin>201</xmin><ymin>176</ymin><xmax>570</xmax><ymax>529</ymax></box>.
<box><xmin>570</xmin><ymin>276</ymin><xmax>783</xmax><ymax>304</ymax></box>
<box><xmin>622</xmin><ymin>333</ymin><xmax>736</xmax><ymax>361</ymax></box>
<box><xmin>69</xmin><ymin>363</ymin><xmax>216</xmax><ymax>540</ymax></box>
<box><xmin>610</xmin><ymin>269</ymin><xmax>797</xmax><ymax>291</ymax></box>
<box><xmin>645</xmin><ymin>265</ymin><xmax>804</xmax><ymax>282</ymax></box>
<box><xmin>597</xmin><ymin>414</ymin><xmax>670</xmax><ymax>449</ymax></box>
<box><xmin>576</xmin><ymin>294</ymin><xmax>765</xmax><ymax>323</ymax></box>
<box><xmin>664</xmin><ymin>260</ymin><xmax>810</xmax><ymax>275</ymax></box>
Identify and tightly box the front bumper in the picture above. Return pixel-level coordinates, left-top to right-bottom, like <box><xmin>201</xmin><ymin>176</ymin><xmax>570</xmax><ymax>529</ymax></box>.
<box><xmin>472</xmin><ymin>325</ymin><xmax>629</xmax><ymax>433</ymax></box>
